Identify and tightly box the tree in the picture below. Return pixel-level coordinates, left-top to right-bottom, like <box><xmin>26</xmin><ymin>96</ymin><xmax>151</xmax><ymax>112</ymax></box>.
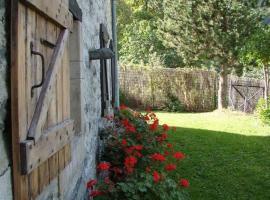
<box><xmin>117</xmin><ymin>0</ymin><xmax>183</xmax><ymax>67</ymax></box>
<box><xmin>159</xmin><ymin>0</ymin><xmax>261</xmax><ymax>109</ymax></box>
<box><xmin>240</xmin><ymin>27</ymin><xmax>270</xmax><ymax>106</ymax></box>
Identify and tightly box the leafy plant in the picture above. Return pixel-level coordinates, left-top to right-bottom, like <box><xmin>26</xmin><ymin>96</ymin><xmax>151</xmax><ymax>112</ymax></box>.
<box><xmin>87</xmin><ymin>106</ymin><xmax>189</xmax><ymax>199</ymax></box>
<box><xmin>256</xmin><ymin>98</ymin><xmax>270</xmax><ymax>125</ymax></box>
<box><xmin>164</xmin><ymin>93</ymin><xmax>185</xmax><ymax>113</ymax></box>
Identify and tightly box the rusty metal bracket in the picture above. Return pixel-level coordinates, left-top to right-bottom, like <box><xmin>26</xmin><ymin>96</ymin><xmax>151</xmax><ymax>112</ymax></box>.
<box><xmin>30</xmin><ymin>42</ymin><xmax>45</xmax><ymax>97</ymax></box>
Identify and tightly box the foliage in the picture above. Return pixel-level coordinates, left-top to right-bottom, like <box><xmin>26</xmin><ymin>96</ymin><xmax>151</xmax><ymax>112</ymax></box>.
<box><xmin>164</xmin><ymin>93</ymin><xmax>185</xmax><ymax>113</ymax></box>
<box><xmin>256</xmin><ymin>98</ymin><xmax>270</xmax><ymax>124</ymax></box>
<box><xmin>117</xmin><ymin>0</ymin><xmax>183</xmax><ymax>68</ymax></box>
<box><xmin>159</xmin><ymin>0</ymin><xmax>261</xmax><ymax>70</ymax></box>
<box><xmin>240</xmin><ymin>26</ymin><xmax>270</xmax><ymax>100</ymax></box>
<box><xmin>87</xmin><ymin>107</ymin><xmax>189</xmax><ymax>199</ymax></box>
<box><xmin>240</xmin><ymin>26</ymin><xmax>270</xmax><ymax>67</ymax></box>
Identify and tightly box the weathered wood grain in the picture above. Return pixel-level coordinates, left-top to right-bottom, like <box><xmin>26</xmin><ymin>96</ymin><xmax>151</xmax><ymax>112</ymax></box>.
<box><xmin>20</xmin><ymin>0</ymin><xmax>73</xmax><ymax>29</ymax></box>
<box><xmin>20</xmin><ymin>120</ymin><xmax>74</xmax><ymax>174</ymax></box>
<box><xmin>28</xmin><ymin>29</ymin><xmax>69</xmax><ymax>141</ymax></box>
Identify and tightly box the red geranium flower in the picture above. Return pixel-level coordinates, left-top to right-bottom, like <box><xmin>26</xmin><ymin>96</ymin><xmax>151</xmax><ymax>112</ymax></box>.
<box><xmin>124</xmin><ymin>156</ymin><xmax>137</xmax><ymax>174</ymax></box>
<box><xmin>90</xmin><ymin>190</ymin><xmax>103</xmax><ymax>197</ymax></box>
<box><xmin>119</xmin><ymin>104</ymin><xmax>128</xmax><ymax>110</ymax></box>
<box><xmin>162</xmin><ymin>124</ymin><xmax>170</xmax><ymax>131</ymax></box>
<box><xmin>133</xmin><ymin>145</ymin><xmax>143</xmax><ymax>151</ymax></box>
<box><xmin>151</xmin><ymin>153</ymin><xmax>166</xmax><ymax>162</ymax></box>
<box><xmin>156</xmin><ymin>133</ymin><xmax>168</xmax><ymax>142</ymax></box>
<box><xmin>86</xmin><ymin>179</ymin><xmax>97</xmax><ymax>189</ymax></box>
<box><xmin>124</xmin><ymin>147</ymin><xmax>134</xmax><ymax>155</ymax></box>
<box><xmin>125</xmin><ymin>156</ymin><xmax>137</xmax><ymax>166</ymax></box>
<box><xmin>167</xmin><ymin>143</ymin><xmax>173</xmax><ymax>148</ymax></box>
<box><xmin>97</xmin><ymin>162</ymin><xmax>111</xmax><ymax>171</ymax></box>
<box><xmin>121</xmin><ymin>119</ymin><xmax>130</xmax><ymax>127</ymax></box>
<box><xmin>165</xmin><ymin>164</ymin><xmax>177</xmax><ymax>171</ymax></box>
<box><xmin>149</xmin><ymin>119</ymin><xmax>159</xmax><ymax>131</ymax></box>
<box><xmin>144</xmin><ymin>115</ymin><xmax>150</xmax><ymax>121</ymax></box>
<box><xmin>180</xmin><ymin>179</ymin><xmax>189</xmax><ymax>188</ymax></box>
<box><xmin>164</xmin><ymin>151</ymin><xmax>170</xmax><ymax>156</ymax></box>
<box><xmin>173</xmin><ymin>152</ymin><xmax>185</xmax><ymax>160</ymax></box>
<box><xmin>122</xmin><ymin>139</ymin><xmax>127</xmax><ymax>146</ymax></box>
<box><xmin>111</xmin><ymin>167</ymin><xmax>122</xmax><ymax>176</ymax></box>
<box><xmin>134</xmin><ymin>151</ymin><xmax>143</xmax><ymax>158</ymax></box>
<box><xmin>121</xmin><ymin>119</ymin><xmax>136</xmax><ymax>133</ymax></box>
<box><xmin>126</xmin><ymin>124</ymin><xmax>136</xmax><ymax>133</ymax></box>
<box><xmin>124</xmin><ymin>156</ymin><xmax>137</xmax><ymax>168</ymax></box>
<box><xmin>153</xmin><ymin>171</ymin><xmax>161</xmax><ymax>183</ymax></box>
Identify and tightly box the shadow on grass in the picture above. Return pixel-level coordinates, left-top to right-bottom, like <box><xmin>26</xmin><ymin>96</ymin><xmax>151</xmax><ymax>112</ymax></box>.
<box><xmin>170</xmin><ymin>127</ymin><xmax>270</xmax><ymax>200</ymax></box>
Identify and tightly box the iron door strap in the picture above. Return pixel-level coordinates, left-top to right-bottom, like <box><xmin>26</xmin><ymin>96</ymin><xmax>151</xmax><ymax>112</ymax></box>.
<box><xmin>30</xmin><ymin>42</ymin><xmax>45</xmax><ymax>97</ymax></box>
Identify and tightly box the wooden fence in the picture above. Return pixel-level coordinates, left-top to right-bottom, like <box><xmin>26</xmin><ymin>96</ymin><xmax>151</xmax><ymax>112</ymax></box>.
<box><xmin>120</xmin><ymin>67</ymin><xmax>268</xmax><ymax>113</ymax></box>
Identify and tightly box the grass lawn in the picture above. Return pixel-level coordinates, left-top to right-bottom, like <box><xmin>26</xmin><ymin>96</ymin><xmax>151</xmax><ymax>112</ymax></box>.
<box><xmin>157</xmin><ymin>111</ymin><xmax>270</xmax><ymax>200</ymax></box>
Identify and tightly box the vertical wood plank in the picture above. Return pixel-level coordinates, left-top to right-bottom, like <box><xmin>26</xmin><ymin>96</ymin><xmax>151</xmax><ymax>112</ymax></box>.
<box><xmin>58</xmin><ymin>57</ymin><xmax>66</xmax><ymax>171</ymax></box>
<box><xmin>62</xmin><ymin>38</ymin><xmax>72</xmax><ymax>166</ymax></box>
<box><xmin>27</xmin><ymin>7</ymin><xmax>41</xmax><ymax>199</ymax></box>
<box><xmin>36</xmin><ymin>13</ymin><xmax>50</xmax><ymax>192</ymax></box>
<box><xmin>11</xmin><ymin>2</ymin><xmax>30</xmax><ymax>200</ymax></box>
<box><xmin>29</xmin><ymin>170</ymin><xmax>39</xmax><ymax>198</ymax></box>
<box><xmin>47</xmin><ymin>22</ymin><xmax>59</xmax><ymax>181</ymax></box>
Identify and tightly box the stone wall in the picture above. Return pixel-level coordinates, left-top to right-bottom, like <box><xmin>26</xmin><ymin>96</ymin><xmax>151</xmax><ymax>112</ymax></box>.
<box><xmin>0</xmin><ymin>0</ymin><xmax>13</xmax><ymax>199</ymax></box>
<box><xmin>0</xmin><ymin>0</ymin><xmax>114</xmax><ymax>200</ymax></box>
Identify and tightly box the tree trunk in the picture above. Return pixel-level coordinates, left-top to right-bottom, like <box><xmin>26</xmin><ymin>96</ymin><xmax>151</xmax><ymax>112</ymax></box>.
<box><xmin>218</xmin><ymin>66</ymin><xmax>229</xmax><ymax>110</ymax></box>
<box><xmin>263</xmin><ymin>64</ymin><xmax>269</xmax><ymax>107</ymax></box>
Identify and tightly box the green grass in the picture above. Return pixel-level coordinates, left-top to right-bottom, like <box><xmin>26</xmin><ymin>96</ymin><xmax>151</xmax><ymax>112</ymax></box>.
<box><xmin>157</xmin><ymin>111</ymin><xmax>270</xmax><ymax>200</ymax></box>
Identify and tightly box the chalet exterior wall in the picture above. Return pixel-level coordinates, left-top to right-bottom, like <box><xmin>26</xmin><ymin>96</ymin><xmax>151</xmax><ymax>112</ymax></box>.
<box><xmin>0</xmin><ymin>0</ymin><xmax>13</xmax><ymax>199</ymax></box>
<box><xmin>0</xmin><ymin>0</ymin><xmax>114</xmax><ymax>199</ymax></box>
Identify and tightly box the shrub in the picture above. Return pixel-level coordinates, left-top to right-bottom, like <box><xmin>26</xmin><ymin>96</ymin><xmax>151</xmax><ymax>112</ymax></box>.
<box><xmin>256</xmin><ymin>98</ymin><xmax>270</xmax><ymax>125</ymax></box>
<box><xmin>87</xmin><ymin>106</ymin><xmax>189</xmax><ymax>200</ymax></box>
<box><xmin>164</xmin><ymin>93</ymin><xmax>185</xmax><ymax>113</ymax></box>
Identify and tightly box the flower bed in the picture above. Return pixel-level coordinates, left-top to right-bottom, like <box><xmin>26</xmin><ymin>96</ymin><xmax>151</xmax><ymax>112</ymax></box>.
<box><xmin>87</xmin><ymin>106</ymin><xmax>189</xmax><ymax>200</ymax></box>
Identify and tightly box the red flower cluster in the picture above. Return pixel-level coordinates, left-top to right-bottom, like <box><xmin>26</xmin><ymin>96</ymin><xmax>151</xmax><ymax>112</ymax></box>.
<box><xmin>124</xmin><ymin>156</ymin><xmax>138</xmax><ymax>174</ymax></box>
<box><xmin>144</xmin><ymin>115</ymin><xmax>150</xmax><ymax>121</ymax></box>
<box><xmin>97</xmin><ymin>162</ymin><xmax>111</xmax><ymax>171</ymax></box>
<box><xmin>180</xmin><ymin>179</ymin><xmax>189</xmax><ymax>188</ymax></box>
<box><xmin>153</xmin><ymin>171</ymin><xmax>161</xmax><ymax>183</ymax></box>
<box><xmin>121</xmin><ymin>119</ymin><xmax>136</xmax><ymax>133</ymax></box>
<box><xmin>165</xmin><ymin>164</ymin><xmax>177</xmax><ymax>171</ymax></box>
<box><xmin>173</xmin><ymin>152</ymin><xmax>185</xmax><ymax>160</ymax></box>
<box><xmin>121</xmin><ymin>138</ymin><xmax>127</xmax><ymax>146</ymax></box>
<box><xmin>87</xmin><ymin>179</ymin><xmax>97</xmax><ymax>189</ymax></box>
<box><xmin>119</xmin><ymin>104</ymin><xmax>128</xmax><ymax>110</ymax></box>
<box><xmin>149</xmin><ymin>119</ymin><xmax>159</xmax><ymax>131</ymax></box>
<box><xmin>162</xmin><ymin>124</ymin><xmax>170</xmax><ymax>131</ymax></box>
<box><xmin>151</xmin><ymin>153</ymin><xmax>166</xmax><ymax>162</ymax></box>
<box><xmin>156</xmin><ymin>133</ymin><xmax>168</xmax><ymax>143</ymax></box>
<box><xmin>87</xmin><ymin>107</ymin><xmax>190</xmax><ymax>199</ymax></box>
<box><xmin>124</xmin><ymin>145</ymin><xmax>143</xmax><ymax>157</ymax></box>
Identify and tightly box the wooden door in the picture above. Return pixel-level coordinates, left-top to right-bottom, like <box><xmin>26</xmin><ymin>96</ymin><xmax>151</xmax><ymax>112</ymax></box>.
<box><xmin>11</xmin><ymin>0</ymin><xmax>74</xmax><ymax>199</ymax></box>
